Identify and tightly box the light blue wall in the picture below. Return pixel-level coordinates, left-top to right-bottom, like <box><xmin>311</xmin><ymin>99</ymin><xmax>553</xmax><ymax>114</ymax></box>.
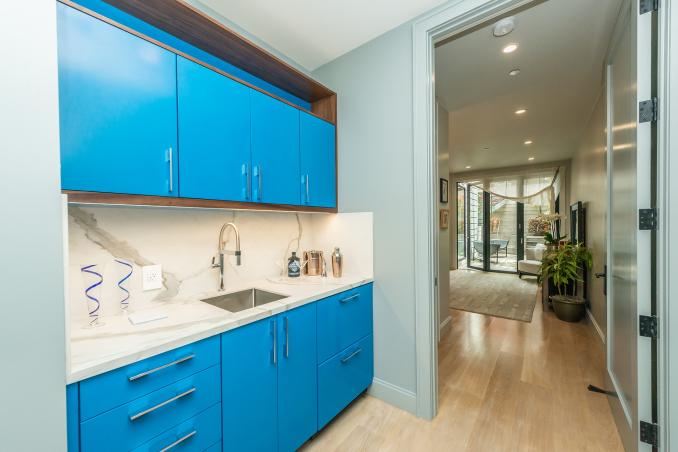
<box><xmin>314</xmin><ymin>23</ymin><xmax>419</xmax><ymax>407</ymax></box>
<box><xmin>0</xmin><ymin>2</ymin><xmax>67</xmax><ymax>450</ymax></box>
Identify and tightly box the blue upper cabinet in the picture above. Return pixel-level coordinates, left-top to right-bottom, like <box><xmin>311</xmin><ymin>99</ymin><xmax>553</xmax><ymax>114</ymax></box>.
<box><xmin>57</xmin><ymin>3</ymin><xmax>178</xmax><ymax>196</ymax></box>
<box><xmin>300</xmin><ymin>113</ymin><xmax>337</xmax><ymax>208</ymax></box>
<box><xmin>177</xmin><ymin>56</ymin><xmax>252</xmax><ymax>201</ymax></box>
<box><xmin>277</xmin><ymin>303</ymin><xmax>318</xmax><ymax>452</ymax></box>
<box><xmin>222</xmin><ymin>318</ymin><xmax>278</xmax><ymax>451</ymax></box>
<box><xmin>250</xmin><ymin>90</ymin><xmax>301</xmax><ymax>205</ymax></box>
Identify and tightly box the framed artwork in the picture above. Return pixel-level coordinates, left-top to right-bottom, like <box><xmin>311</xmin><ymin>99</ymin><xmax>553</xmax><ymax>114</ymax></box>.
<box><xmin>440</xmin><ymin>209</ymin><xmax>449</xmax><ymax>229</ymax></box>
<box><xmin>440</xmin><ymin>178</ymin><xmax>449</xmax><ymax>203</ymax></box>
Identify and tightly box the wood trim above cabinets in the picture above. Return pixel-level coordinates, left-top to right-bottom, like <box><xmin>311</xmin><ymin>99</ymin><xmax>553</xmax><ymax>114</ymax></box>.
<box><xmin>63</xmin><ymin>191</ymin><xmax>338</xmax><ymax>214</ymax></box>
<box><xmin>98</xmin><ymin>0</ymin><xmax>335</xmax><ymax>105</ymax></box>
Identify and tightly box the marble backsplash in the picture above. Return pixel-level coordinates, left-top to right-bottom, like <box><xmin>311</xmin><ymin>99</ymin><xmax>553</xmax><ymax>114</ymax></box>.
<box><xmin>66</xmin><ymin>204</ymin><xmax>373</xmax><ymax>326</ymax></box>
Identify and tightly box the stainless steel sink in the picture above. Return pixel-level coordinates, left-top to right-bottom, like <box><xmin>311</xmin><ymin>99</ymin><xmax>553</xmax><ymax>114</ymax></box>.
<box><xmin>201</xmin><ymin>288</ymin><xmax>288</xmax><ymax>313</ymax></box>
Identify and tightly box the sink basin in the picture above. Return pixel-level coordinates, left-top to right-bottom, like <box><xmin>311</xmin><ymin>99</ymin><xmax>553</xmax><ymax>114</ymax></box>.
<box><xmin>201</xmin><ymin>288</ymin><xmax>288</xmax><ymax>313</ymax></box>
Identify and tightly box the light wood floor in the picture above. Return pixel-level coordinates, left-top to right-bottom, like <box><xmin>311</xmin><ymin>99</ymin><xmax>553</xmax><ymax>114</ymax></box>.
<box><xmin>302</xmin><ymin>279</ymin><xmax>624</xmax><ymax>452</ymax></box>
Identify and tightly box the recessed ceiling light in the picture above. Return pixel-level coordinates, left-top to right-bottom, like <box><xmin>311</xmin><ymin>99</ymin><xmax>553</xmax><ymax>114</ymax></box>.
<box><xmin>465</xmin><ymin>165</ymin><xmax>472</xmax><ymax>169</ymax></box>
<box><xmin>515</xmin><ymin>108</ymin><xmax>527</xmax><ymax>115</ymax></box>
<box><xmin>524</xmin><ymin>140</ymin><xmax>533</xmax><ymax>145</ymax></box>
<box><xmin>493</xmin><ymin>17</ymin><xmax>515</xmax><ymax>37</ymax></box>
<box><xmin>503</xmin><ymin>43</ymin><xmax>518</xmax><ymax>54</ymax></box>
<box><xmin>509</xmin><ymin>68</ymin><xmax>521</xmax><ymax>76</ymax></box>
<box><xmin>528</xmin><ymin>157</ymin><xmax>535</xmax><ymax>161</ymax></box>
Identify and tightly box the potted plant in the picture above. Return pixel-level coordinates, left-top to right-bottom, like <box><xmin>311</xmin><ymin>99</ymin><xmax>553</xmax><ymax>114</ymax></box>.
<box><xmin>539</xmin><ymin>242</ymin><xmax>592</xmax><ymax>322</ymax></box>
<box><xmin>543</xmin><ymin>232</ymin><xmax>566</xmax><ymax>251</ymax></box>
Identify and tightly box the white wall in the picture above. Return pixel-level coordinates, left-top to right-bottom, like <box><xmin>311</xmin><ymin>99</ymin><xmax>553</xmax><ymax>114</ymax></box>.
<box><xmin>570</xmin><ymin>91</ymin><xmax>608</xmax><ymax>337</ymax></box>
<box><xmin>0</xmin><ymin>2</ymin><xmax>67</xmax><ymax>449</ymax></box>
<box><xmin>314</xmin><ymin>22</ymin><xmax>419</xmax><ymax>411</ymax></box>
<box><xmin>437</xmin><ymin>103</ymin><xmax>452</xmax><ymax>337</ymax></box>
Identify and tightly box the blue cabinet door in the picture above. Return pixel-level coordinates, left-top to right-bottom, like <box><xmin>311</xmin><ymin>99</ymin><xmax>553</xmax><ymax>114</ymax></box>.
<box><xmin>222</xmin><ymin>318</ymin><xmax>278</xmax><ymax>451</ymax></box>
<box><xmin>250</xmin><ymin>90</ymin><xmax>301</xmax><ymax>205</ymax></box>
<box><xmin>299</xmin><ymin>113</ymin><xmax>336</xmax><ymax>208</ymax></box>
<box><xmin>177</xmin><ymin>57</ymin><xmax>252</xmax><ymax>201</ymax></box>
<box><xmin>277</xmin><ymin>304</ymin><xmax>317</xmax><ymax>451</ymax></box>
<box><xmin>57</xmin><ymin>3</ymin><xmax>178</xmax><ymax>196</ymax></box>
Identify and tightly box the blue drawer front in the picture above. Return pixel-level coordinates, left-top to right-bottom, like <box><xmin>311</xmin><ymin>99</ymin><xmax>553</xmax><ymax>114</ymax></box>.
<box><xmin>317</xmin><ymin>283</ymin><xmax>373</xmax><ymax>363</ymax></box>
<box><xmin>318</xmin><ymin>335</ymin><xmax>374</xmax><ymax>429</ymax></box>
<box><xmin>132</xmin><ymin>403</ymin><xmax>221</xmax><ymax>452</ymax></box>
<box><xmin>80</xmin><ymin>336</ymin><xmax>220</xmax><ymax>420</ymax></box>
<box><xmin>205</xmin><ymin>441</ymin><xmax>222</xmax><ymax>452</ymax></box>
<box><xmin>81</xmin><ymin>365</ymin><xmax>221</xmax><ymax>452</ymax></box>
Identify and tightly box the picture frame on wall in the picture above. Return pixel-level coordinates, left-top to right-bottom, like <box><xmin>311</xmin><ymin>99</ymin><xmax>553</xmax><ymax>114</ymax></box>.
<box><xmin>440</xmin><ymin>178</ymin><xmax>449</xmax><ymax>203</ymax></box>
<box><xmin>440</xmin><ymin>209</ymin><xmax>449</xmax><ymax>229</ymax></box>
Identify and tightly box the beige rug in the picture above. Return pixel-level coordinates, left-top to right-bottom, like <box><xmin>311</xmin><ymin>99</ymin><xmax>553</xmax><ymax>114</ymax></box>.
<box><xmin>449</xmin><ymin>269</ymin><xmax>538</xmax><ymax>322</ymax></box>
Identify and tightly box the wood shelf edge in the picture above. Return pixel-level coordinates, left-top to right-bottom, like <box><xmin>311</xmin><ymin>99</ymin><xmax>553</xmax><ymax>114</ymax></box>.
<box><xmin>63</xmin><ymin>191</ymin><xmax>338</xmax><ymax>214</ymax></box>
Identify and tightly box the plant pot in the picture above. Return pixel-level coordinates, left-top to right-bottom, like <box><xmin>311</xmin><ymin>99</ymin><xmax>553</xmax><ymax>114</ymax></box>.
<box><xmin>550</xmin><ymin>295</ymin><xmax>586</xmax><ymax>322</ymax></box>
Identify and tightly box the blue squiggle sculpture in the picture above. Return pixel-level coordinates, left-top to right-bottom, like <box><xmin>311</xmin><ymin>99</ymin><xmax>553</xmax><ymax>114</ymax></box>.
<box><xmin>115</xmin><ymin>259</ymin><xmax>133</xmax><ymax>311</ymax></box>
<box><xmin>81</xmin><ymin>264</ymin><xmax>103</xmax><ymax>326</ymax></box>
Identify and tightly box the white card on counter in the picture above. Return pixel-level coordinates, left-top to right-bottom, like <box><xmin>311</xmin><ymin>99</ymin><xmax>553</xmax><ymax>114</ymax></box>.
<box><xmin>128</xmin><ymin>311</ymin><xmax>168</xmax><ymax>325</ymax></box>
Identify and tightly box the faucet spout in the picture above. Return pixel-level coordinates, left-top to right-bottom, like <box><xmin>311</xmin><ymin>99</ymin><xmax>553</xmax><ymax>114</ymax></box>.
<box><xmin>214</xmin><ymin>222</ymin><xmax>242</xmax><ymax>291</ymax></box>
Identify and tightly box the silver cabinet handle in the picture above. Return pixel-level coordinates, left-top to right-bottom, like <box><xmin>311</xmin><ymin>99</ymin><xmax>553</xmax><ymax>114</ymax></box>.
<box><xmin>284</xmin><ymin>316</ymin><xmax>289</xmax><ymax>358</ymax></box>
<box><xmin>271</xmin><ymin>319</ymin><xmax>277</xmax><ymax>365</ymax></box>
<box><xmin>129</xmin><ymin>387</ymin><xmax>196</xmax><ymax>421</ymax></box>
<box><xmin>128</xmin><ymin>354</ymin><xmax>195</xmax><ymax>382</ymax></box>
<box><xmin>258</xmin><ymin>165</ymin><xmax>263</xmax><ymax>200</ymax></box>
<box><xmin>340</xmin><ymin>294</ymin><xmax>360</xmax><ymax>304</ymax></box>
<box><xmin>341</xmin><ymin>348</ymin><xmax>362</xmax><ymax>364</ymax></box>
<box><xmin>305</xmin><ymin>174</ymin><xmax>310</xmax><ymax>204</ymax></box>
<box><xmin>242</xmin><ymin>163</ymin><xmax>249</xmax><ymax>200</ymax></box>
<box><xmin>167</xmin><ymin>147</ymin><xmax>174</xmax><ymax>193</ymax></box>
<box><xmin>160</xmin><ymin>430</ymin><xmax>197</xmax><ymax>452</ymax></box>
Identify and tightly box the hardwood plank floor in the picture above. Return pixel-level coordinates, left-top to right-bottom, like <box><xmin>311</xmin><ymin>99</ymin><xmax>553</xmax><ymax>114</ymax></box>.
<box><xmin>302</xmin><ymin>275</ymin><xmax>624</xmax><ymax>451</ymax></box>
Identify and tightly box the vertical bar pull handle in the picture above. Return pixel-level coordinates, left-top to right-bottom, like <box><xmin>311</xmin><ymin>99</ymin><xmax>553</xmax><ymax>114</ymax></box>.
<box><xmin>258</xmin><ymin>165</ymin><xmax>263</xmax><ymax>201</ymax></box>
<box><xmin>284</xmin><ymin>316</ymin><xmax>289</xmax><ymax>358</ymax></box>
<box><xmin>242</xmin><ymin>163</ymin><xmax>249</xmax><ymax>200</ymax></box>
<box><xmin>271</xmin><ymin>319</ymin><xmax>277</xmax><ymax>365</ymax></box>
<box><xmin>167</xmin><ymin>147</ymin><xmax>174</xmax><ymax>193</ymax></box>
<box><xmin>305</xmin><ymin>174</ymin><xmax>310</xmax><ymax>204</ymax></box>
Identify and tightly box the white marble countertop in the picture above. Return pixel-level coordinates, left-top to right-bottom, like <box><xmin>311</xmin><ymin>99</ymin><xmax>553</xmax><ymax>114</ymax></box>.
<box><xmin>67</xmin><ymin>275</ymin><xmax>373</xmax><ymax>384</ymax></box>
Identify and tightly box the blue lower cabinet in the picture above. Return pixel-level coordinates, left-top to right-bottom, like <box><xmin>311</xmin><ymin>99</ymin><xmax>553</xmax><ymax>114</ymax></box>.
<box><xmin>277</xmin><ymin>304</ymin><xmax>317</xmax><ymax>452</ymax></box>
<box><xmin>205</xmin><ymin>441</ymin><xmax>223</xmax><ymax>452</ymax></box>
<box><xmin>132</xmin><ymin>403</ymin><xmax>222</xmax><ymax>452</ymax></box>
<box><xmin>66</xmin><ymin>384</ymin><xmax>79</xmax><ymax>452</ymax></box>
<box><xmin>80</xmin><ymin>365</ymin><xmax>221</xmax><ymax>452</ymax></box>
<box><xmin>80</xmin><ymin>336</ymin><xmax>220</xmax><ymax>421</ymax></box>
<box><xmin>317</xmin><ymin>283</ymin><xmax>373</xmax><ymax>363</ymax></box>
<box><xmin>222</xmin><ymin>318</ymin><xmax>278</xmax><ymax>451</ymax></box>
<box><xmin>318</xmin><ymin>334</ymin><xmax>374</xmax><ymax>429</ymax></box>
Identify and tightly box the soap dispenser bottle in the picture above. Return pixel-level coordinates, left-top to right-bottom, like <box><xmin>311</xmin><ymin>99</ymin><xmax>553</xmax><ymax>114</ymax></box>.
<box><xmin>288</xmin><ymin>251</ymin><xmax>301</xmax><ymax>278</ymax></box>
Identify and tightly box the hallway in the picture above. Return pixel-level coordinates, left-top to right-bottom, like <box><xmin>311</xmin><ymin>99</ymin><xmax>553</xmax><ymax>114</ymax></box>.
<box><xmin>303</xmin><ymin>288</ymin><xmax>623</xmax><ymax>451</ymax></box>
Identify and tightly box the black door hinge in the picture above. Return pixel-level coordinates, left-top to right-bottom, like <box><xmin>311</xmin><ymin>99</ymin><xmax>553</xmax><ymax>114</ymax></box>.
<box><xmin>639</xmin><ymin>98</ymin><xmax>658</xmax><ymax>123</ymax></box>
<box><xmin>639</xmin><ymin>208</ymin><xmax>658</xmax><ymax>230</ymax></box>
<box><xmin>640</xmin><ymin>0</ymin><xmax>659</xmax><ymax>14</ymax></box>
<box><xmin>640</xmin><ymin>421</ymin><xmax>658</xmax><ymax>447</ymax></box>
<box><xmin>639</xmin><ymin>315</ymin><xmax>658</xmax><ymax>338</ymax></box>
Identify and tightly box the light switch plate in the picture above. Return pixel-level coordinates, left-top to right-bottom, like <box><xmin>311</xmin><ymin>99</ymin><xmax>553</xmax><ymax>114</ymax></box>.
<box><xmin>142</xmin><ymin>264</ymin><xmax>163</xmax><ymax>291</ymax></box>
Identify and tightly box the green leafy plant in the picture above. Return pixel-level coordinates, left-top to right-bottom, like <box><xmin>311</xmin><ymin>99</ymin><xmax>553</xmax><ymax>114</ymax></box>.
<box><xmin>539</xmin><ymin>243</ymin><xmax>592</xmax><ymax>296</ymax></box>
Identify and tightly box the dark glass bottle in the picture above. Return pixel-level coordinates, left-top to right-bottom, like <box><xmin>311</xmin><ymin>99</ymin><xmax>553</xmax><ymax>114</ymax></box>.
<box><xmin>288</xmin><ymin>251</ymin><xmax>301</xmax><ymax>278</ymax></box>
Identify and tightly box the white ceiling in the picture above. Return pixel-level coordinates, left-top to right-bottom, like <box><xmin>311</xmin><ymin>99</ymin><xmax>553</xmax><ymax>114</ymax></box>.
<box><xmin>196</xmin><ymin>0</ymin><xmax>447</xmax><ymax>71</ymax></box>
<box><xmin>435</xmin><ymin>0</ymin><xmax>622</xmax><ymax>174</ymax></box>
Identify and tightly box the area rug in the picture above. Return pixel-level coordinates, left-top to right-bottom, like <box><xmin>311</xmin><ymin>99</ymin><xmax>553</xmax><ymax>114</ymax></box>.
<box><xmin>449</xmin><ymin>269</ymin><xmax>538</xmax><ymax>322</ymax></box>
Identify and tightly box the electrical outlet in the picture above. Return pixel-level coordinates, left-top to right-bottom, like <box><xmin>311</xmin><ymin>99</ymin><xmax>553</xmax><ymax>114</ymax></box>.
<box><xmin>142</xmin><ymin>264</ymin><xmax>163</xmax><ymax>291</ymax></box>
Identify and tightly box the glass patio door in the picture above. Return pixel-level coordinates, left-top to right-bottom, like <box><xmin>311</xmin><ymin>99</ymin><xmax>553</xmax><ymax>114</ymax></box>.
<box><xmin>489</xmin><ymin>193</ymin><xmax>519</xmax><ymax>272</ymax></box>
<box><xmin>467</xmin><ymin>185</ymin><xmax>484</xmax><ymax>270</ymax></box>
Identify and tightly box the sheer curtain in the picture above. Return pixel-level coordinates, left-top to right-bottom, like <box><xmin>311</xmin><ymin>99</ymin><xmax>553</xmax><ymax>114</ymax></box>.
<box><xmin>466</xmin><ymin>167</ymin><xmax>562</xmax><ymax>211</ymax></box>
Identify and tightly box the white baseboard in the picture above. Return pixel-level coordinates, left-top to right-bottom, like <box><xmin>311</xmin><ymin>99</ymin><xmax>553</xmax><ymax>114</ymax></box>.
<box><xmin>368</xmin><ymin>377</ymin><xmax>417</xmax><ymax>414</ymax></box>
<box><xmin>586</xmin><ymin>308</ymin><xmax>605</xmax><ymax>344</ymax></box>
<box><xmin>439</xmin><ymin>315</ymin><xmax>452</xmax><ymax>339</ymax></box>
